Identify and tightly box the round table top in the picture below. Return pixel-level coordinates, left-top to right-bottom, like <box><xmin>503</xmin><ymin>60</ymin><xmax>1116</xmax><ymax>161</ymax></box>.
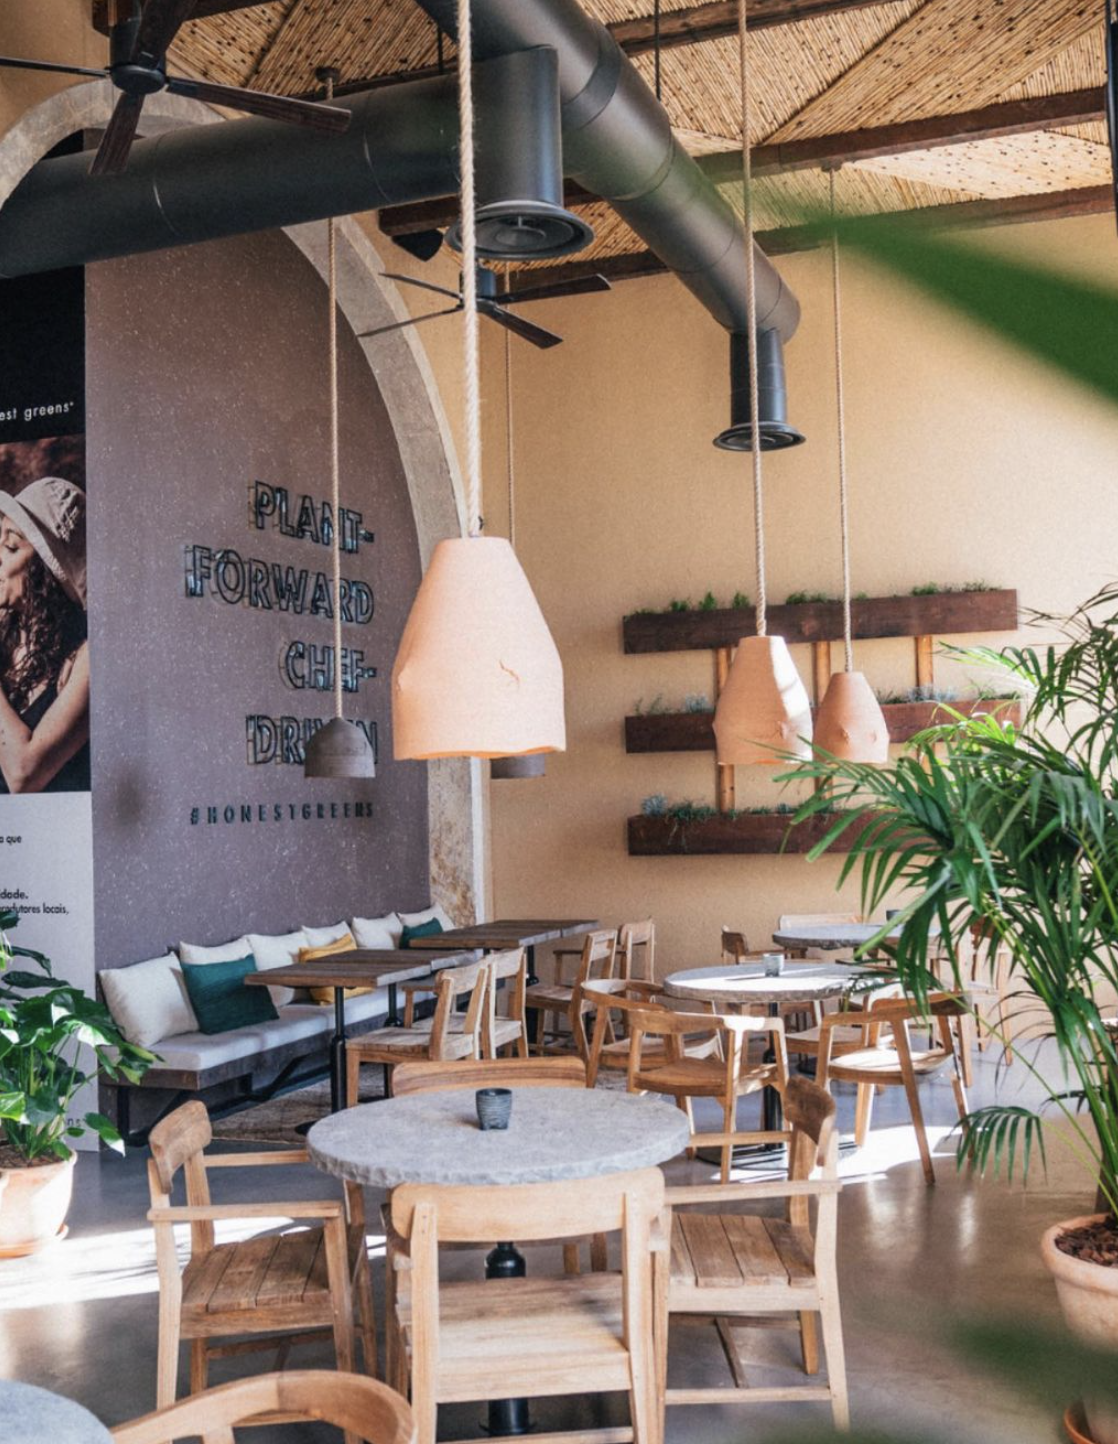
<box><xmin>663</xmin><ymin>962</ymin><xmax>862</xmax><ymax>1006</ymax></box>
<box><xmin>0</xmin><ymin>1381</ymin><xmax>112</xmax><ymax>1443</ymax></box>
<box><xmin>307</xmin><ymin>1087</ymin><xmax>692</xmax><ymax>1189</ymax></box>
<box><xmin>771</xmin><ymin>923</ymin><xmax>899</xmax><ymax>952</ymax></box>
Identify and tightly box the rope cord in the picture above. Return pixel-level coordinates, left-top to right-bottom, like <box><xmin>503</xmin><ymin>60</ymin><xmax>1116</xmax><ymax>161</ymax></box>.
<box><xmin>457</xmin><ymin>0</ymin><xmax>483</xmax><ymax>537</ymax></box>
<box><xmin>737</xmin><ymin>0</ymin><xmax>766</xmax><ymax>636</ymax></box>
<box><xmin>325</xmin><ymin>72</ymin><xmax>344</xmax><ymax>720</ymax></box>
<box><xmin>504</xmin><ymin>267</ymin><xmax>516</xmax><ymax>550</ymax></box>
<box><xmin>654</xmin><ymin>0</ymin><xmax>662</xmax><ymax>100</ymax></box>
<box><xmin>829</xmin><ymin>166</ymin><xmax>853</xmax><ymax>673</ymax></box>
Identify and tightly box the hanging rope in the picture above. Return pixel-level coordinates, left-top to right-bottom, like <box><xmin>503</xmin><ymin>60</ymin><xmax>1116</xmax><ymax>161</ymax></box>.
<box><xmin>504</xmin><ymin>267</ymin><xmax>516</xmax><ymax>550</ymax></box>
<box><xmin>828</xmin><ymin>164</ymin><xmax>853</xmax><ymax>673</ymax></box>
<box><xmin>457</xmin><ymin>0</ymin><xmax>483</xmax><ymax>537</ymax></box>
<box><xmin>654</xmin><ymin>0</ymin><xmax>662</xmax><ymax>100</ymax></box>
<box><xmin>737</xmin><ymin>0</ymin><xmax>766</xmax><ymax>637</ymax></box>
<box><xmin>325</xmin><ymin>70</ymin><xmax>344</xmax><ymax>722</ymax></box>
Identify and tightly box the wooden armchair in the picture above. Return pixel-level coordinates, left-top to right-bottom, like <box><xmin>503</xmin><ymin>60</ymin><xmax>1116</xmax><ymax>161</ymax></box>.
<box><xmin>387</xmin><ymin>1168</ymin><xmax>665</xmax><ymax>1444</ymax></box>
<box><xmin>658</xmin><ymin>1077</ymin><xmax>848</xmax><ymax>1426</ymax></box>
<box><xmin>626</xmin><ymin>1006</ymin><xmax>790</xmax><ymax>1182</ymax></box>
<box><xmin>721</xmin><ymin>928</ymin><xmax>751</xmax><ymax>963</ymax></box>
<box><xmin>817</xmin><ymin>992</ymin><xmax>969</xmax><ymax>1183</ymax></box>
<box><xmin>345</xmin><ymin>957</ymin><xmax>488</xmax><ymax>1103</ymax></box>
<box><xmin>554</xmin><ymin>917</ymin><xmax>655</xmax><ymax>983</ymax></box>
<box><xmin>524</xmin><ymin>927</ymin><xmax>617</xmax><ymax>1055</ymax></box>
<box><xmin>481</xmin><ymin>947</ymin><xmax>530</xmax><ymax>1058</ymax></box>
<box><xmin>111</xmin><ymin>1371</ymin><xmax>414</xmax><ymax>1444</ymax></box>
<box><xmin>580</xmin><ymin>978</ymin><xmax>718</xmax><ymax>1087</ymax></box>
<box><xmin>145</xmin><ymin>1103</ymin><xmax>376</xmax><ymax>1434</ymax></box>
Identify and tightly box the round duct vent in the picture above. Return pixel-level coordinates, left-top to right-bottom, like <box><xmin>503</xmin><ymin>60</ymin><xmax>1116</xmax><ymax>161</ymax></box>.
<box><xmin>714</xmin><ymin>420</ymin><xmax>806</xmax><ymax>452</ymax></box>
<box><xmin>448</xmin><ymin>200</ymin><xmax>593</xmax><ymax>261</ymax></box>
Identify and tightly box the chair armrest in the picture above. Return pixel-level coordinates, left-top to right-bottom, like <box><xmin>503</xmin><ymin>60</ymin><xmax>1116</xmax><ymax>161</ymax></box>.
<box><xmin>203</xmin><ymin>1150</ymin><xmax>310</xmax><ymax>1169</ymax></box>
<box><xmin>666</xmin><ymin>1179</ymin><xmax>841</xmax><ymax>1205</ymax></box>
<box><xmin>148</xmin><ymin>1200</ymin><xmax>345</xmax><ymax>1223</ymax></box>
<box><xmin>650</xmin><ymin>1210</ymin><xmax>672</xmax><ymax>1255</ymax></box>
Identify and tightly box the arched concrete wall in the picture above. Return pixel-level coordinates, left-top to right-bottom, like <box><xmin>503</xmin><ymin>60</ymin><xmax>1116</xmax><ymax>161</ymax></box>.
<box><xmin>0</xmin><ymin>80</ymin><xmax>485</xmax><ymax>923</ymax></box>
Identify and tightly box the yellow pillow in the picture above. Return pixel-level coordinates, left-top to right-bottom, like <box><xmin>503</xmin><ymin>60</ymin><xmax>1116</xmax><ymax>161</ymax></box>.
<box><xmin>302</xmin><ymin>934</ymin><xmax>372</xmax><ymax>1004</ymax></box>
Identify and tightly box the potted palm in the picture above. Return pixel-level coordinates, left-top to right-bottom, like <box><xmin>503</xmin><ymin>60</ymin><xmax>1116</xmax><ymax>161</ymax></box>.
<box><xmin>784</xmin><ymin>586</ymin><xmax>1118</xmax><ymax>1443</ymax></box>
<box><xmin>0</xmin><ymin>907</ymin><xmax>152</xmax><ymax>1256</ymax></box>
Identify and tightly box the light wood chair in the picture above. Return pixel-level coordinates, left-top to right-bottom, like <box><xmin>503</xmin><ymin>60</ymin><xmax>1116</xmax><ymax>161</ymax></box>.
<box><xmin>581</xmin><ymin>978</ymin><xmax>719</xmax><ymax>1087</ymax></box>
<box><xmin>481</xmin><ymin>947</ymin><xmax>530</xmax><ymax>1058</ymax></box>
<box><xmin>785</xmin><ymin>982</ymin><xmax>903</xmax><ymax>1064</ymax></box>
<box><xmin>387</xmin><ymin>1168</ymin><xmax>665</xmax><ymax>1444</ymax></box>
<box><xmin>817</xmin><ymin>992</ymin><xmax>969</xmax><ymax>1184</ymax></box>
<box><xmin>524</xmin><ymin>927</ymin><xmax>617</xmax><ymax>1056</ymax></box>
<box><xmin>627</xmin><ymin>1006</ymin><xmax>790</xmax><ymax>1182</ymax></box>
<box><xmin>657</xmin><ymin>1076</ymin><xmax>848</xmax><ymax>1426</ymax></box>
<box><xmin>345</xmin><ymin>958</ymin><xmax>488</xmax><ymax>1104</ymax></box>
<box><xmin>721</xmin><ymin>928</ymin><xmax>751</xmax><ymax>963</ymax></box>
<box><xmin>392</xmin><ymin>1055</ymin><xmax>588</xmax><ymax>1094</ymax></box>
<box><xmin>554</xmin><ymin>917</ymin><xmax>655</xmax><ymax>984</ymax></box>
<box><xmin>145</xmin><ymin>1104</ymin><xmax>376</xmax><ymax>1436</ymax></box>
<box><xmin>111</xmin><ymin>1370</ymin><xmax>415</xmax><ymax>1444</ymax></box>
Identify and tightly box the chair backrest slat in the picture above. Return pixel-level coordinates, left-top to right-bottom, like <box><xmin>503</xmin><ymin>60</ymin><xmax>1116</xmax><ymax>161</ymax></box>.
<box><xmin>721</xmin><ymin>928</ymin><xmax>750</xmax><ymax>964</ymax></box>
<box><xmin>576</xmin><ymin>928</ymin><xmax>618</xmax><ymax>986</ymax></box>
<box><xmin>618</xmin><ymin>919</ymin><xmax>655</xmax><ymax>982</ymax></box>
<box><xmin>429</xmin><ymin>958</ymin><xmax>487</xmax><ymax>1060</ymax></box>
<box><xmin>392</xmin><ymin>1056</ymin><xmax>586</xmax><ymax>1094</ymax></box>
<box><xmin>148</xmin><ymin>1100</ymin><xmax>212</xmax><ymax>1197</ymax></box>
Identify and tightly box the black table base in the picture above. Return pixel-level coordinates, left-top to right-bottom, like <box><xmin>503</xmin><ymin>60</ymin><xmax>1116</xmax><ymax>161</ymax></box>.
<box><xmin>483</xmin><ymin>1243</ymin><xmax>532</xmax><ymax>1435</ymax></box>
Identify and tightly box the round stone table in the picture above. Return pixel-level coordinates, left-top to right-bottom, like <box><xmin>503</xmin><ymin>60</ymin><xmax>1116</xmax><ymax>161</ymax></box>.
<box><xmin>0</xmin><ymin>1381</ymin><xmax>112</xmax><ymax>1443</ymax></box>
<box><xmin>771</xmin><ymin>922</ymin><xmax>901</xmax><ymax>953</ymax></box>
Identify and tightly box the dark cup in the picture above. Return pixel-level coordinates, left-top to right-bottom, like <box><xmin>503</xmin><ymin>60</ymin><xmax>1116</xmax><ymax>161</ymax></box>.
<box><xmin>885</xmin><ymin>909</ymin><xmax>901</xmax><ymax>922</ymax></box>
<box><xmin>475</xmin><ymin>1087</ymin><xmax>512</xmax><ymax>1131</ymax></box>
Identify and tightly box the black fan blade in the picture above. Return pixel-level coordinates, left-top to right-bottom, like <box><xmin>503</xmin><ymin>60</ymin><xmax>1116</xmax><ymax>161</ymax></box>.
<box><xmin>496</xmin><ymin>274</ymin><xmax>612</xmax><ymax>305</ymax></box>
<box><xmin>166</xmin><ymin>76</ymin><xmax>350</xmax><ymax>132</ymax></box>
<box><xmin>0</xmin><ymin>56</ymin><xmax>108</xmax><ymax>79</ymax></box>
<box><xmin>380</xmin><ymin>272</ymin><xmax>460</xmax><ymax>302</ymax></box>
<box><xmin>135</xmin><ymin>0</ymin><xmax>197</xmax><ymax>62</ymax></box>
<box><xmin>480</xmin><ymin>303</ymin><xmax>563</xmax><ymax>350</ymax></box>
<box><xmin>90</xmin><ymin>92</ymin><xmax>145</xmax><ymax>176</ymax></box>
<box><xmin>392</xmin><ymin>230</ymin><xmax>445</xmax><ymax>263</ymax></box>
<box><xmin>357</xmin><ymin>306</ymin><xmax>462</xmax><ymax>339</ymax></box>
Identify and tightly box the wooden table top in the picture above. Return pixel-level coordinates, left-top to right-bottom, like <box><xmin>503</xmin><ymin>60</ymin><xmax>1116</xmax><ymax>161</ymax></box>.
<box><xmin>244</xmin><ymin>947</ymin><xmax>480</xmax><ymax>990</ymax></box>
<box><xmin>415</xmin><ymin>918</ymin><xmax>600</xmax><ymax>949</ymax></box>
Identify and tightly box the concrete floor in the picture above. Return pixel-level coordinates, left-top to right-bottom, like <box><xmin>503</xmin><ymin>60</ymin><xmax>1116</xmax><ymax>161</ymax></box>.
<box><xmin>0</xmin><ymin>1043</ymin><xmax>1088</xmax><ymax>1443</ymax></box>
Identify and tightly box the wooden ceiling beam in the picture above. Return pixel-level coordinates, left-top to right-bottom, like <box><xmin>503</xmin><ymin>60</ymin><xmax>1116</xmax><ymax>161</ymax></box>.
<box><xmin>606</xmin><ymin>0</ymin><xmax>894</xmax><ymax>53</ymax></box>
<box><xmin>92</xmin><ymin>0</ymin><xmax>267</xmax><ymax>31</ymax></box>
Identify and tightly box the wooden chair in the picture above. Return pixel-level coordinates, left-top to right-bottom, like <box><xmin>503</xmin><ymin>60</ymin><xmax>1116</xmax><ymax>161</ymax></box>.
<box><xmin>392</xmin><ymin>1055</ymin><xmax>587</xmax><ymax>1094</ymax></box>
<box><xmin>481</xmin><ymin>947</ymin><xmax>530</xmax><ymax>1058</ymax></box>
<box><xmin>721</xmin><ymin>928</ymin><xmax>751</xmax><ymax>963</ymax></box>
<box><xmin>145</xmin><ymin>1104</ymin><xmax>376</xmax><ymax>1436</ymax></box>
<box><xmin>524</xmin><ymin>927</ymin><xmax>617</xmax><ymax>1056</ymax></box>
<box><xmin>627</xmin><ymin>1006</ymin><xmax>790</xmax><ymax>1182</ymax></box>
<box><xmin>555</xmin><ymin>918</ymin><xmax>655</xmax><ymax>983</ymax></box>
<box><xmin>817</xmin><ymin>993</ymin><xmax>969</xmax><ymax>1184</ymax></box>
<box><xmin>657</xmin><ymin>1077</ymin><xmax>848</xmax><ymax>1426</ymax></box>
<box><xmin>785</xmin><ymin>982</ymin><xmax>903</xmax><ymax>1063</ymax></box>
<box><xmin>581</xmin><ymin>978</ymin><xmax>718</xmax><ymax>1087</ymax></box>
<box><xmin>345</xmin><ymin>958</ymin><xmax>487</xmax><ymax>1104</ymax></box>
<box><xmin>111</xmin><ymin>1370</ymin><xmax>415</xmax><ymax>1444</ymax></box>
<box><xmin>387</xmin><ymin>1168</ymin><xmax>665</xmax><ymax>1444</ymax></box>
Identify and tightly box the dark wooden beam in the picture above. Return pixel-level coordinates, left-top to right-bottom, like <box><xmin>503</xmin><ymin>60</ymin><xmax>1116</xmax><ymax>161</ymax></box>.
<box><xmin>607</xmin><ymin>0</ymin><xmax>892</xmax><ymax>53</ymax></box>
<box><xmin>92</xmin><ymin>0</ymin><xmax>269</xmax><ymax>31</ymax></box>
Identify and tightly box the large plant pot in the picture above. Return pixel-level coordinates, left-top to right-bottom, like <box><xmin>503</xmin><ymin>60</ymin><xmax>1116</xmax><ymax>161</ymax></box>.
<box><xmin>1043</xmin><ymin>1214</ymin><xmax>1118</xmax><ymax>1444</ymax></box>
<box><xmin>0</xmin><ymin>1155</ymin><xmax>75</xmax><ymax>1258</ymax></box>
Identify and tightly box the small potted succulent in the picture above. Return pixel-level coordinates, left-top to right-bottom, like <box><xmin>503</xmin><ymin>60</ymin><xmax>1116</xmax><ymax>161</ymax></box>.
<box><xmin>0</xmin><ymin>908</ymin><xmax>152</xmax><ymax>1256</ymax></box>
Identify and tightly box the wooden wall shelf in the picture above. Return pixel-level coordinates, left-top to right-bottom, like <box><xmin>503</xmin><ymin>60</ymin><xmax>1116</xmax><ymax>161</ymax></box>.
<box><xmin>628</xmin><ymin>811</ymin><xmax>871</xmax><ymax>856</ymax></box>
<box><xmin>623</xmin><ymin>589</ymin><xmax>1019</xmax><ymax>654</ymax></box>
<box><xmin>624</xmin><ymin>697</ymin><xmax>1023</xmax><ymax>753</ymax></box>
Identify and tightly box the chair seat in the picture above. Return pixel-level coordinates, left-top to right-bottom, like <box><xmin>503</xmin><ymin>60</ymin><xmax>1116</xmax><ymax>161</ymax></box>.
<box><xmin>827</xmin><ymin>1044</ymin><xmax>951</xmax><ymax>1082</ymax></box>
<box><xmin>633</xmin><ymin>1055</ymin><xmax>776</xmax><ymax>1099</ymax></box>
<box><xmin>786</xmin><ymin>1023</ymin><xmax>867</xmax><ymax>1058</ymax></box>
<box><xmin>351</xmin><ymin>1027</ymin><xmax>476</xmax><ymax>1061</ymax></box>
<box><xmin>524</xmin><ymin>983</ymin><xmax>577</xmax><ymax>1009</ymax></box>
<box><xmin>670</xmin><ymin>1211</ymin><xmax>816</xmax><ymax>1295</ymax></box>
<box><xmin>488</xmin><ymin>1017</ymin><xmax>525</xmax><ymax>1046</ymax></box>
<box><xmin>396</xmin><ymin>1274</ymin><xmax>631</xmax><ymax>1400</ymax></box>
<box><xmin>182</xmin><ymin>1229</ymin><xmax>332</xmax><ymax>1325</ymax></box>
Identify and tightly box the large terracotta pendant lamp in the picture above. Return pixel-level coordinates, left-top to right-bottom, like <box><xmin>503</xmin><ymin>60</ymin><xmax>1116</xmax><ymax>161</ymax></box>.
<box><xmin>304</xmin><ymin>68</ymin><xmax>376</xmax><ymax>780</ymax></box>
<box><xmin>813</xmin><ymin>167</ymin><xmax>889</xmax><ymax>763</ymax></box>
<box><xmin>712</xmin><ymin>0</ymin><xmax>812</xmax><ymax>767</ymax></box>
<box><xmin>392</xmin><ymin>0</ymin><xmax>565</xmax><ymax>762</ymax></box>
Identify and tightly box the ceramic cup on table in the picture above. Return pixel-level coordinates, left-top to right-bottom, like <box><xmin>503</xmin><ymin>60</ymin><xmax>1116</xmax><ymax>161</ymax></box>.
<box><xmin>476</xmin><ymin>1088</ymin><xmax>512</xmax><ymax>1130</ymax></box>
<box><xmin>762</xmin><ymin>952</ymin><xmax>785</xmax><ymax>977</ymax></box>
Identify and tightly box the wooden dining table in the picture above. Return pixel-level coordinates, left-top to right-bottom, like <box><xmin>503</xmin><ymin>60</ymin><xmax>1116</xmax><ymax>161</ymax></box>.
<box><xmin>410</xmin><ymin>917</ymin><xmax>599</xmax><ymax>986</ymax></box>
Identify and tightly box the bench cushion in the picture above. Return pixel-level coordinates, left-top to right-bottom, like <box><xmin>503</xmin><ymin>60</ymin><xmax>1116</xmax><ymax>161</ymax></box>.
<box><xmin>351</xmin><ymin>912</ymin><xmax>403</xmax><ymax>949</ymax></box>
<box><xmin>303</xmin><ymin>919</ymin><xmax>351</xmax><ymax>948</ymax></box>
<box><xmin>246</xmin><ymin>928</ymin><xmax>309</xmax><ymax>1008</ymax></box>
<box><xmin>100</xmin><ymin>952</ymin><xmax>197</xmax><ymax>1048</ymax></box>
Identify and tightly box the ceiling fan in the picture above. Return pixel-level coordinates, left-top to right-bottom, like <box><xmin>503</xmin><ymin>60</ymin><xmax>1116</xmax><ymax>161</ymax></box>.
<box><xmin>0</xmin><ymin>0</ymin><xmax>351</xmax><ymax>178</ymax></box>
<box><xmin>359</xmin><ymin>266</ymin><xmax>612</xmax><ymax>350</ymax></box>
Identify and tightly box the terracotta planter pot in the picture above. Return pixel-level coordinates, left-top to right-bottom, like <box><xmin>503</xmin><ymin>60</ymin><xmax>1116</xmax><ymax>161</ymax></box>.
<box><xmin>0</xmin><ymin>1155</ymin><xmax>75</xmax><ymax>1258</ymax></box>
<box><xmin>1042</xmin><ymin>1214</ymin><xmax>1118</xmax><ymax>1444</ymax></box>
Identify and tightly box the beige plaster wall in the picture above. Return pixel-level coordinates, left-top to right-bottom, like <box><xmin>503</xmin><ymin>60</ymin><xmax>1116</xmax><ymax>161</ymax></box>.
<box><xmin>481</xmin><ymin>213</ymin><xmax>1118</xmax><ymax>971</ymax></box>
<box><xmin>0</xmin><ymin>3</ymin><xmax>106</xmax><ymax>136</ymax></box>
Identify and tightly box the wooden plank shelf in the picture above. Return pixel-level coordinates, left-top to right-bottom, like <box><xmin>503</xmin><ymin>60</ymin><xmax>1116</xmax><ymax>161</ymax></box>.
<box><xmin>628</xmin><ymin>811</ymin><xmax>871</xmax><ymax>856</ymax></box>
<box><xmin>622</xmin><ymin>589</ymin><xmax>1018</xmax><ymax>654</ymax></box>
<box><xmin>624</xmin><ymin>697</ymin><xmax>1023</xmax><ymax>752</ymax></box>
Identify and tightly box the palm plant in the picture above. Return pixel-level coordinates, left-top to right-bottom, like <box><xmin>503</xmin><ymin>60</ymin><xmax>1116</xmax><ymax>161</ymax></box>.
<box><xmin>782</xmin><ymin>586</ymin><xmax>1118</xmax><ymax>1212</ymax></box>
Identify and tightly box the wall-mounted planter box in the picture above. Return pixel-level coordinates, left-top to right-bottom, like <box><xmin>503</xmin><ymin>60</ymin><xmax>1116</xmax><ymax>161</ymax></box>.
<box><xmin>624</xmin><ymin>697</ymin><xmax>1024</xmax><ymax>753</ymax></box>
<box><xmin>623</xmin><ymin>589</ymin><xmax>1019</xmax><ymax>654</ymax></box>
<box><xmin>627</xmin><ymin>811</ymin><xmax>871</xmax><ymax>856</ymax></box>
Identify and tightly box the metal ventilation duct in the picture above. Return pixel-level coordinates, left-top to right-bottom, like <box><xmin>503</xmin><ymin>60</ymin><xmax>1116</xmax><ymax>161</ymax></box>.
<box><xmin>715</xmin><ymin>329</ymin><xmax>805</xmax><ymax>452</ymax></box>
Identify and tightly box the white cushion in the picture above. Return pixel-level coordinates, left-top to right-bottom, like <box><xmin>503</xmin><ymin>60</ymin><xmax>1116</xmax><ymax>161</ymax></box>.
<box><xmin>343</xmin><ymin>987</ymin><xmax>389</xmax><ymax>1025</ymax></box>
<box><xmin>178</xmin><ymin>935</ymin><xmax>252</xmax><ymax>965</ymax></box>
<box><xmin>99</xmin><ymin>953</ymin><xmax>197</xmax><ymax>1048</ymax></box>
<box><xmin>245</xmin><ymin>929</ymin><xmax>309</xmax><ymax>1007</ymax></box>
<box><xmin>397</xmin><ymin>904</ymin><xmax>455</xmax><ymax>931</ymax></box>
<box><xmin>150</xmin><ymin>1004</ymin><xmax>332</xmax><ymax>1073</ymax></box>
<box><xmin>302</xmin><ymin>920</ymin><xmax>351</xmax><ymax>948</ymax></box>
<box><xmin>351</xmin><ymin>912</ymin><xmax>403</xmax><ymax>950</ymax></box>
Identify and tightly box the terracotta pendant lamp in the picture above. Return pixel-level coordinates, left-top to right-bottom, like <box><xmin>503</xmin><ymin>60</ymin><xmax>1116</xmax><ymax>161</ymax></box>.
<box><xmin>813</xmin><ymin>166</ymin><xmax>889</xmax><ymax>763</ymax></box>
<box><xmin>712</xmin><ymin>0</ymin><xmax>812</xmax><ymax>767</ymax></box>
<box><xmin>391</xmin><ymin>0</ymin><xmax>565</xmax><ymax>762</ymax></box>
<box><xmin>304</xmin><ymin>68</ymin><xmax>376</xmax><ymax>781</ymax></box>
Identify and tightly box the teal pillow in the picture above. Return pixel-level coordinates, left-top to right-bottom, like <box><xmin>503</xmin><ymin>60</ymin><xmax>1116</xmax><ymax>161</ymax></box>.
<box><xmin>181</xmin><ymin>956</ymin><xmax>278</xmax><ymax>1035</ymax></box>
<box><xmin>400</xmin><ymin>917</ymin><xmax>444</xmax><ymax>948</ymax></box>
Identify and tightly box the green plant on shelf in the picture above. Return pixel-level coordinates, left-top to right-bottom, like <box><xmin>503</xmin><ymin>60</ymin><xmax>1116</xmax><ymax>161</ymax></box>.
<box><xmin>633</xmin><ymin>694</ymin><xmax>666</xmax><ymax>717</ymax></box>
<box><xmin>731</xmin><ymin>590</ymin><xmax>751</xmax><ymax>610</ymax></box>
<box><xmin>640</xmin><ymin>793</ymin><xmax>668</xmax><ymax>817</ymax></box>
<box><xmin>697</xmin><ymin>591</ymin><xmax>718</xmax><ymax>611</ymax></box>
<box><xmin>667</xmin><ymin>598</ymin><xmax>691</xmax><ymax>613</ymax></box>
<box><xmin>785</xmin><ymin>590</ymin><xmax>833</xmax><ymax>605</ymax></box>
<box><xmin>682</xmin><ymin>693</ymin><xmax>713</xmax><ymax>713</ymax></box>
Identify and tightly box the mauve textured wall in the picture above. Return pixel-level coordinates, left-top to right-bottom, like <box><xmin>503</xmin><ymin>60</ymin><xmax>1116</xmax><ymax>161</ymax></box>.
<box><xmin>85</xmin><ymin>228</ymin><xmax>428</xmax><ymax>965</ymax></box>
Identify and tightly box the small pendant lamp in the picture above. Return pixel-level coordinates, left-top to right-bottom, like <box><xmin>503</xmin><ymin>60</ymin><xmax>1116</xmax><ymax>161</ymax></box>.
<box><xmin>712</xmin><ymin>0</ymin><xmax>812</xmax><ymax>767</ymax></box>
<box><xmin>391</xmin><ymin>0</ymin><xmax>565</xmax><ymax>762</ymax></box>
<box><xmin>813</xmin><ymin>166</ymin><xmax>889</xmax><ymax>763</ymax></box>
<box><xmin>305</xmin><ymin>68</ymin><xmax>376</xmax><ymax>781</ymax></box>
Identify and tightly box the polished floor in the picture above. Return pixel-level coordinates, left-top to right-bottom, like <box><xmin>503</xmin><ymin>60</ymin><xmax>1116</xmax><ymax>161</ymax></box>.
<box><xmin>0</xmin><ymin>1043</ymin><xmax>1087</xmax><ymax>1443</ymax></box>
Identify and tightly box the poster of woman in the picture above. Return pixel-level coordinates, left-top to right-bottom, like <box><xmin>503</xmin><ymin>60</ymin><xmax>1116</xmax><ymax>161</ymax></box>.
<box><xmin>0</xmin><ymin>435</ymin><xmax>88</xmax><ymax>794</ymax></box>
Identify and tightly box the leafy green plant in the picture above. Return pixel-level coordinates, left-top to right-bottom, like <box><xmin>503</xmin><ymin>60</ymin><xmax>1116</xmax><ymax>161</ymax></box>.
<box><xmin>731</xmin><ymin>590</ymin><xmax>751</xmax><ymax>610</ymax></box>
<box><xmin>640</xmin><ymin>793</ymin><xmax>667</xmax><ymax>817</ymax></box>
<box><xmin>786</xmin><ymin>590</ymin><xmax>831</xmax><ymax>605</ymax></box>
<box><xmin>0</xmin><ymin>909</ymin><xmax>152</xmax><ymax>1162</ymax></box>
<box><xmin>667</xmin><ymin>598</ymin><xmax>691</xmax><ymax>613</ymax></box>
<box><xmin>911</xmin><ymin>582</ymin><xmax>941</xmax><ymax>596</ymax></box>
<box><xmin>683</xmin><ymin>693</ymin><xmax>712</xmax><ymax>713</ymax></box>
<box><xmin>697</xmin><ymin>591</ymin><xmax>718</xmax><ymax>611</ymax></box>
<box><xmin>781</xmin><ymin>586</ymin><xmax>1118</xmax><ymax>1211</ymax></box>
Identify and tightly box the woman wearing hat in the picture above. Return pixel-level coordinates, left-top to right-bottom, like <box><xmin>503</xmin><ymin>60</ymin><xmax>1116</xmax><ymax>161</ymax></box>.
<box><xmin>0</xmin><ymin>476</ymin><xmax>89</xmax><ymax>793</ymax></box>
